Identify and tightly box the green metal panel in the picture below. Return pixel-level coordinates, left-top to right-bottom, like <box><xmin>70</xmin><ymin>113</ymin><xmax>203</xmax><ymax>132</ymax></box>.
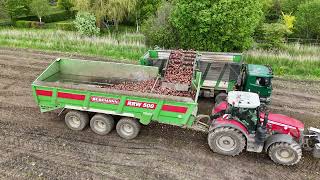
<box><xmin>233</xmin><ymin>55</ymin><xmax>242</xmax><ymax>63</ymax></box>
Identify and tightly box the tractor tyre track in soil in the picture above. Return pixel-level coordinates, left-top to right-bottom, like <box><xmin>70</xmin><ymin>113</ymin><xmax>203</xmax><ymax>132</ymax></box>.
<box><xmin>0</xmin><ymin>47</ymin><xmax>319</xmax><ymax>179</ymax></box>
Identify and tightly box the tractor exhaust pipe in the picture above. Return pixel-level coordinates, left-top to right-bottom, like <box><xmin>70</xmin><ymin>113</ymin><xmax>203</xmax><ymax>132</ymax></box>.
<box><xmin>255</xmin><ymin>110</ymin><xmax>268</xmax><ymax>144</ymax></box>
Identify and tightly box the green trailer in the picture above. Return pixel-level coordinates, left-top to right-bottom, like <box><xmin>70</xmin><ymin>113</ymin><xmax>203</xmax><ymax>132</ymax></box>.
<box><xmin>32</xmin><ymin>58</ymin><xmax>204</xmax><ymax>139</ymax></box>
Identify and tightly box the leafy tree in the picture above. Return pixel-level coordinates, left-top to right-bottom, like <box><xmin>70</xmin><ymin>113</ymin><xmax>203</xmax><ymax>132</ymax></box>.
<box><xmin>281</xmin><ymin>0</ymin><xmax>307</xmax><ymax>14</ymax></box>
<box><xmin>142</xmin><ymin>1</ymin><xmax>177</xmax><ymax>48</ymax></box>
<box><xmin>2</xmin><ymin>0</ymin><xmax>31</xmax><ymax>20</ymax></box>
<box><xmin>57</xmin><ymin>0</ymin><xmax>73</xmax><ymax>11</ymax></box>
<box><xmin>170</xmin><ymin>0</ymin><xmax>263</xmax><ymax>52</ymax></box>
<box><xmin>71</xmin><ymin>0</ymin><xmax>137</xmax><ymax>29</ymax></box>
<box><xmin>105</xmin><ymin>0</ymin><xmax>137</xmax><ymax>29</ymax></box>
<box><xmin>74</xmin><ymin>11</ymin><xmax>100</xmax><ymax>36</ymax></box>
<box><xmin>295</xmin><ymin>0</ymin><xmax>320</xmax><ymax>39</ymax></box>
<box><xmin>259</xmin><ymin>23</ymin><xmax>288</xmax><ymax>49</ymax></box>
<box><xmin>29</xmin><ymin>0</ymin><xmax>50</xmax><ymax>23</ymax></box>
<box><xmin>134</xmin><ymin>0</ymin><xmax>161</xmax><ymax>31</ymax></box>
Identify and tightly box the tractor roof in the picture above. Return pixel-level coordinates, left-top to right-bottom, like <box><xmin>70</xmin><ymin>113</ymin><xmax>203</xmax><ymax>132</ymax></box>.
<box><xmin>247</xmin><ymin>64</ymin><xmax>273</xmax><ymax>78</ymax></box>
<box><xmin>227</xmin><ymin>91</ymin><xmax>260</xmax><ymax>109</ymax></box>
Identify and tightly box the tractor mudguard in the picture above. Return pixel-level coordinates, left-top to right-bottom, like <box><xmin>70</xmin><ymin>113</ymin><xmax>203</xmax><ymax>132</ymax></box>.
<box><xmin>210</xmin><ymin>118</ymin><xmax>249</xmax><ymax>140</ymax></box>
<box><xmin>264</xmin><ymin>134</ymin><xmax>294</xmax><ymax>152</ymax></box>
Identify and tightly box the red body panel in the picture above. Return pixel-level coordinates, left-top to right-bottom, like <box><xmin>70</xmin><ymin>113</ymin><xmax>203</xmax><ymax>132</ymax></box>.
<box><xmin>261</xmin><ymin>113</ymin><xmax>304</xmax><ymax>139</ymax></box>
<box><xmin>213</xmin><ymin>101</ymin><xmax>228</xmax><ymax>114</ymax></box>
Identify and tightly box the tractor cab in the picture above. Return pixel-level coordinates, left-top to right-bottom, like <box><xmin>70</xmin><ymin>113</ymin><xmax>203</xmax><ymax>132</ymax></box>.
<box><xmin>240</xmin><ymin>64</ymin><xmax>273</xmax><ymax>103</ymax></box>
<box><xmin>226</xmin><ymin>91</ymin><xmax>261</xmax><ymax>133</ymax></box>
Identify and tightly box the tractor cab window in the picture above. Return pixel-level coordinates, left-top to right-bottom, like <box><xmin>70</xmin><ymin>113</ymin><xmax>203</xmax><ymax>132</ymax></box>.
<box><xmin>256</xmin><ymin>77</ymin><xmax>271</xmax><ymax>87</ymax></box>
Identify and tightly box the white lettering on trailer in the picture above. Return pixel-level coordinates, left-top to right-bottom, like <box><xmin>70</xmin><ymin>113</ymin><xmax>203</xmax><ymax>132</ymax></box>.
<box><xmin>90</xmin><ymin>96</ymin><xmax>120</xmax><ymax>105</ymax></box>
<box><xmin>125</xmin><ymin>100</ymin><xmax>157</xmax><ymax>109</ymax></box>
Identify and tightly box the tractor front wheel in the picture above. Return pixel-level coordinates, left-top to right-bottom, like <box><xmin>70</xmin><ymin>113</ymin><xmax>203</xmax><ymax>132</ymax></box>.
<box><xmin>268</xmin><ymin>142</ymin><xmax>302</xmax><ymax>165</ymax></box>
<box><xmin>208</xmin><ymin>127</ymin><xmax>246</xmax><ymax>156</ymax></box>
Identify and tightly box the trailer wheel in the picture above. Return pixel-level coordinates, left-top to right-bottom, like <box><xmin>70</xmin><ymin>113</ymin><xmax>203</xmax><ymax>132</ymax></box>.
<box><xmin>116</xmin><ymin>118</ymin><xmax>141</xmax><ymax>140</ymax></box>
<box><xmin>65</xmin><ymin>110</ymin><xmax>89</xmax><ymax>131</ymax></box>
<box><xmin>215</xmin><ymin>93</ymin><xmax>227</xmax><ymax>105</ymax></box>
<box><xmin>268</xmin><ymin>142</ymin><xmax>302</xmax><ymax>165</ymax></box>
<box><xmin>208</xmin><ymin>127</ymin><xmax>246</xmax><ymax>156</ymax></box>
<box><xmin>90</xmin><ymin>114</ymin><xmax>115</xmax><ymax>135</ymax></box>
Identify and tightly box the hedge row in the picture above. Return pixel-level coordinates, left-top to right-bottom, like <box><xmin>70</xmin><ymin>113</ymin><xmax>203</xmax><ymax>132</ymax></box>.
<box><xmin>16</xmin><ymin>10</ymin><xmax>76</xmax><ymax>23</ymax></box>
<box><xmin>15</xmin><ymin>20</ymin><xmax>75</xmax><ymax>31</ymax></box>
<box><xmin>15</xmin><ymin>21</ymin><xmax>44</xmax><ymax>28</ymax></box>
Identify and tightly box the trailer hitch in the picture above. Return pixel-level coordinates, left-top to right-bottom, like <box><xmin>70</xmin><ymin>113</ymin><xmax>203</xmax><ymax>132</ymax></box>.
<box><xmin>307</xmin><ymin>127</ymin><xmax>320</xmax><ymax>158</ymax></box>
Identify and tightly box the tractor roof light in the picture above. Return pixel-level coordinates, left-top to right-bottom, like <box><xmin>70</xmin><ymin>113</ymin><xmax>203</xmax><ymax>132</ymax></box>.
<box><xmin>227</xmin><ymin>91</ymin><xmax>260</xmax><ymax>109</ymax></box>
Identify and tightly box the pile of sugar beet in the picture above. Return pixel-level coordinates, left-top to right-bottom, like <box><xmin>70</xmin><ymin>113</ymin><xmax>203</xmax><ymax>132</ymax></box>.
<box><xmin>101</xmin><ymin>50</ymin><xmax>197</xmax><ymax>99</ymax></box>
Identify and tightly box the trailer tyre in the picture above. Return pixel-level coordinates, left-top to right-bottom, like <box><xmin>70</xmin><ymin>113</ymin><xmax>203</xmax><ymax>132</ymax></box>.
<box><xmin>208</xmin><ymin>127</ymin><xmax>246</xmax><ymax>156</ymax></box>
<box><xmin>65</xmin><ymin>110</ymin><xmax>89</xmax><ymax>131</ymax></box>
<box><xmin>268</xmin><ymin>142</ymin><xmax>302</xmax><ymax>166</ymax></box>
<box><xmin>215</xmin><ymin>93</ymin><xmax>227</xmax><ymax>105</ymax></box>
<box><xmin>90</xmin><ymin>114</ymin><xmax>115</xmax><ymax>135</ymax></box>
<box><xmin>116</xmin><ymin>118</ymin><xmax>141</xmax><ymax>140</ymax></box>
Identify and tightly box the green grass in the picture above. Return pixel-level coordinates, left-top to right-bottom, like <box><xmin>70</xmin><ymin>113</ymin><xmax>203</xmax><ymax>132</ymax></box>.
<box><xmin>0</xmin><ymin>27</ymin><xmax>147</xmax><ymax>62</ymax></box>
<box><xmin>245</xmin><ymin>45</ymin><xmax>320</xmax><ymax>80</ymax></box>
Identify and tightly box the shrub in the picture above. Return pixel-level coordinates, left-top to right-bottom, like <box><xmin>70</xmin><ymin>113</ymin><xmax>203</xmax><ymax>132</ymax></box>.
<box><xmin>142</xmin><ymin>1</ymin><xmax>178</xmax><ymax>48</ymax></box>
<box><xmin>170</xmin><ymin>0</ymin><xmax>263</xmax><ymax>52</ymax></box>
<box><xmin>295</xmin><ymin>0</ymin><xmax>320</xmax><ymax>39</ymax></box>
<box><xmin>74</xmin><ymin>12</ymin><xmax>100</xmax><ymax>36</ymax></box>
<box><xmin>259</xmin><ymin>23</ymin><xmax>288</xmax><ymax>49</ymax></box>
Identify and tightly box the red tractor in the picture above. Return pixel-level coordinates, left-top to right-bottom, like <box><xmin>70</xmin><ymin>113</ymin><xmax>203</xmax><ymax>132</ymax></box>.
<box><xmin>209</xmin><ymin>91</ymin><xmax>320</xmax><ymax>165</ymax></box>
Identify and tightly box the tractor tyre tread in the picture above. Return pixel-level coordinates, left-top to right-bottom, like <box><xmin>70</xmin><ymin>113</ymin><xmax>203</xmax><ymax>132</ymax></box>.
<box><xmin>208</xmin><ymin>127</ymin><xmax>246</xmax><ymax>156</ymax></box>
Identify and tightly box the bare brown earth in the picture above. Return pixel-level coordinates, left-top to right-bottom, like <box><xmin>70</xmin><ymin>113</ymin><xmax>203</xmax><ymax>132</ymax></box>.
<box><xmin>0</xmin><ymin>47</ymin><xmax>319</xmax><ymax>180</ymax></box>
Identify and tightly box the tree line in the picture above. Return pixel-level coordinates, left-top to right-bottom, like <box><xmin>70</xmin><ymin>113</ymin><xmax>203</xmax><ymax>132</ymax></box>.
<box><xmin>1</xmin><ymin>0</ymin><xmax>320</xmax><ymax>51</ymax></box>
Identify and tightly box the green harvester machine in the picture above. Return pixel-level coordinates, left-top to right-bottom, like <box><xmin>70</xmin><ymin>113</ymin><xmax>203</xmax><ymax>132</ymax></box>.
<box><xmin>140</xmin><ymin>50</ymin><xmax>273</xmax><ymax>104</ymax></box>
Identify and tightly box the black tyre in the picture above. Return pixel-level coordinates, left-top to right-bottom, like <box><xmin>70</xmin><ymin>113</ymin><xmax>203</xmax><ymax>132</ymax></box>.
<box><xmin>116</xmin><ymin>118</ymin><xmax>141</xmax><ymax>140</ymax></box>
<box><xmin>215</xmin><ymin>93</ymin><xmax>227</xmax><ymax>105</ymax></box>
<box><xmin>208</xmin><ymin>127</ymin><xmax>246</xmax><ymax>156</ymax></box>
<box><xmin>268</xmin><ymin>142</ymin><xmax>302</xmax><ymax>165</ymax></box>
<box><xmin>90</xmin><ymin>114</ymin><xmax>115</xmax><ymax>135</ymax></box>
<box><xmin>65</xmin><ymin>110</ymin><xmax>89</xmax><ymax>131</ymax></box>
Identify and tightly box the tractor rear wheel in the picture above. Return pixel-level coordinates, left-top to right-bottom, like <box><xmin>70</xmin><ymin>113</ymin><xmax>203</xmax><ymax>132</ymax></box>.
<box><xmin>116</xmin><ymin>118</ymin><xmax>141</xmax><ymax>140</ymax></box>
<box><xmin>268</xmin><ymin>142</ymin><xmax>302</xmax><ymax>165</ymax></box>
<box><xmin>208</xmin><ymin>127</ymin><xmax>246</xmax><ymax>156</ymax></box>
<box><xmin>215</xmin><ymin>93</ymin><xmax>227</xmax><ymax>105</ymax></box>
<box><xmin>90</xmin><ymin>114</ymin><xmax>115</xmax><ymax>135</ymax></box>
<box><xmin>65</xmin><ymin>110</ymin><xmax>89</xmax><ymax>131</ymax></box>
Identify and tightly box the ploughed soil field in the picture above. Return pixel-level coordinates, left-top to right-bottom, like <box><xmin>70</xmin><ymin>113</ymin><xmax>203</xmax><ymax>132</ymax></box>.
<box><xmin>0</xmin><ymin>47</ymin><xmax>319</xmax><ymax>180</ymax></box>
